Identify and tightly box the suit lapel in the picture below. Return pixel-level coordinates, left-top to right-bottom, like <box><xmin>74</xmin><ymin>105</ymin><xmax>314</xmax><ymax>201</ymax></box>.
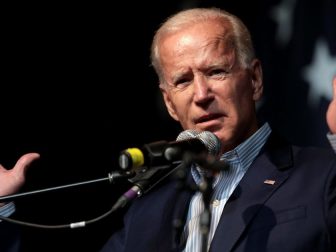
<box><xmin>210</xmin><ymin>133</ymin><xmax>293</xmax><ymax>252</ymax></box>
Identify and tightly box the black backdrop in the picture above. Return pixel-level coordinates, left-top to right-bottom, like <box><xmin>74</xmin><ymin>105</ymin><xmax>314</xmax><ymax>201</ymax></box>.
<box><xmin>1</xmin><ymin>1</ymin><xmax>335</xmax><ymax>251</ymax></box>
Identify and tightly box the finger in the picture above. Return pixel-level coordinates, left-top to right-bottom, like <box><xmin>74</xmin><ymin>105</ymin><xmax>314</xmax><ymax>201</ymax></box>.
<box><xmin>13</xmin><ymin>153</ymin><xmax>40</xmax><ymax>177</ymax></box>
<box><xmin>0</xmin><ymin>164</ymin><xmax>6</xmax><ymax>173</ymax></box>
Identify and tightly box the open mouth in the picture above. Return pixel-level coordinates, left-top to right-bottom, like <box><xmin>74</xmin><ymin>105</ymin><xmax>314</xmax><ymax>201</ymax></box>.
<box><xmin>195</xmin><ymin>113</ymin><xmax>222</xmax><ymax>124</ymax></box>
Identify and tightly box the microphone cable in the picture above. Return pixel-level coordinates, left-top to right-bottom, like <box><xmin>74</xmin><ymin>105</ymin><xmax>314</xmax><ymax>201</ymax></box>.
<box><xmin>0</xmin><ymin>196</ymin><xmax>129</xmax><ymax>229</ymax></box>
<box><xmin>0</xmin><ymin>171</ymin><xmax>135</xmax><ymax>229</ymax></box>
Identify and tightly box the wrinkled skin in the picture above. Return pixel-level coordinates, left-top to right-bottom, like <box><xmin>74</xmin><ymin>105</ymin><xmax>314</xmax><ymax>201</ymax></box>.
<box><xmin>159</xmin><ymin>20</ymin><xmax>263</xmax><ymax>154</ymax></box>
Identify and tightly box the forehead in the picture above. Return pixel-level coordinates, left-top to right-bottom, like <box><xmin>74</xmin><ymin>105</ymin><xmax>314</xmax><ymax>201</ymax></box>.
<box><xmin>159</xmin><ymin>19</ymin><xmax>233</xmax><ymax>56</ymax></box>
<box><xmin>159</xmin><ymin>20</ymin><xmax>235</xmax><ymax>67</ymax></box>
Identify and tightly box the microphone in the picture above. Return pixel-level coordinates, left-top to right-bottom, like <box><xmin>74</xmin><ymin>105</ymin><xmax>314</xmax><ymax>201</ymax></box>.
<box><xmin>118</xmin><ymin>130</ymin><xmax>221</xmax><ymax>171</ymax></box>
<box><xmin>114</xmin><ymin>130</ymin><xmax>224</xmax><ymax>202</ymax></box>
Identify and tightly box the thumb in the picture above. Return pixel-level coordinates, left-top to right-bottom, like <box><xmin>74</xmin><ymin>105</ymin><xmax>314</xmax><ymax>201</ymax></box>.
<box><xmin>12</xmin><ymin>153</ymin><xmax>40</xmax><ymax>179</ymax></box>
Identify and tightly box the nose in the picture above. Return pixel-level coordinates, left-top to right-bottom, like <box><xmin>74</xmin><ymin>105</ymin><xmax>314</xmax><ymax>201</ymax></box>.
<box><xmin>193</xmin><ymin>75</ymin><xmax>213</xmax><ymax>105</ymax></box>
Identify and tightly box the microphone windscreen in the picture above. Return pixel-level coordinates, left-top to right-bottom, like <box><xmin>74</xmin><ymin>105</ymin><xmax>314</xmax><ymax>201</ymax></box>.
<box><xmin>176</xmin><ymin>129</ymin><xmax>199</xmax><ymax>141</ymax></box>
<box><xmin>176</xmin><ymin>130</ymin><xmax>221</xmax><ymax>157</ymax></box>
<box><xmin>197</xmin><ymin>131</ymin><xmax>221</xmax><ymax>156</ymax></box>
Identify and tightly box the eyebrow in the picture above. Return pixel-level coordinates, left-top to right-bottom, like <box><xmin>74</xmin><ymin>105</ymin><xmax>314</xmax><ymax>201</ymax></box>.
<box><xmin>171</xmin><ymin>70</ymin><xmax>190</xmax><ymax>83</ymax></box>
<box><xmin>200</xmin><ymin>56</ymin><xmax>236</xmax><ymax>73</ymax></box>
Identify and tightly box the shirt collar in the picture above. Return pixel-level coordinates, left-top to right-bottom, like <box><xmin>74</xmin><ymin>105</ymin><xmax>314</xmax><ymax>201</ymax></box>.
<box><xmin>191</xmin><ymin>122</ymin><xmax>272</xmax><ymax>184</ymax></box>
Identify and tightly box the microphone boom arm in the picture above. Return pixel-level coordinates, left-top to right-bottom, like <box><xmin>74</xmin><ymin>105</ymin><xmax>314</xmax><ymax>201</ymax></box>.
<box><xmin>0</xmin><ymin>170</ymin><xmax>134</xmax><ymax>203</ymax></box>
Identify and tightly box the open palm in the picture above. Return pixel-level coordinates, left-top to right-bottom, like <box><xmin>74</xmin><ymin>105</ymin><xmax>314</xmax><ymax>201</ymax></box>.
<box><xmin>0</xmin><ymin>153</ymin><xmax>40</xmax><ymax>203</ymax></box>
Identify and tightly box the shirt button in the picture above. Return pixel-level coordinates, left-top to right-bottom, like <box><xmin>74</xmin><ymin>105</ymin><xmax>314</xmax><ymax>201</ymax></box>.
<box><xmin>212</xmin><ymin>199</ymin><xmax>220</xmax><ymax>207</ymax></box>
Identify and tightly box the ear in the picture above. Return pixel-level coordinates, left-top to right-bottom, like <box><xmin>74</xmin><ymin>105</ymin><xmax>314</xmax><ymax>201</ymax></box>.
<box><xmin>160</xmin><ymin>86</ymin><xmax>180</xmax><ymax>121</ymax></box>
<box><xmin>250</xmin><ymin>59</ymin><xmax>263</xmax><ymax>101</ymax></box>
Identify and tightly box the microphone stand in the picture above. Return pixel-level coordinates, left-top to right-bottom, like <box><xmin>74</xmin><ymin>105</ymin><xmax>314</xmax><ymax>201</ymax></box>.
<box><xmin>0</xmin><ymin>170</ymin><xmax>134</xmax><ymax>203</ymax></box>
<box><xmin>0</xmin><ymin>170</ymin><xmax>136</xmax><ymax>229</ymax></box>
<box><xmin>178</xmin><ymin>152</ymin><xmax>228</xmax><ymax>252</ymax></box>
<box><xmin>199</xmin><ymin>171</ymin><xmax>214</xmax><ymax>252</ymax></box>
<box><xmin>171</xmin><ymin>158</ymin><xmax>196</xmax><ymax>251</ymax></box>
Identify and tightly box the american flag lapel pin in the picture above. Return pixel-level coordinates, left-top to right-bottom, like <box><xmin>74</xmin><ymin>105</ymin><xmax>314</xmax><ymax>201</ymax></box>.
<box><xmin>264</xmin><ymin>179</ymin><xmax>276</xmax><ymax>185</ymax></box>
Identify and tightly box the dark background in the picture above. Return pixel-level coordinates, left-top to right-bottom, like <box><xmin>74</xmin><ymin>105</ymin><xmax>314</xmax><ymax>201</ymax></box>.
<box><xmin>0</xmin><ymin>0</ymin><xmax>335</xmax><ymax>251</ymax></box>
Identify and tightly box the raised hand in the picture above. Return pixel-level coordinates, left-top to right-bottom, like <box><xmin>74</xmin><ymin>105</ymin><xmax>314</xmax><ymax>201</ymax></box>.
<box><xmin>0</xmin><ymin>153</ymin><xmax>40</xmax><ymax>206</ymax></box>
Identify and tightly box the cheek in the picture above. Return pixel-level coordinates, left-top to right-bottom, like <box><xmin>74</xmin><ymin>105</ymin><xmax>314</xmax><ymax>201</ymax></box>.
<box><xmin>171</xmin><ymin>95</ymin><xmax>194</xmax><ymax>125</ymax></box>
<box><xmin>231</xmin><ymin>97</ymin><xmax>254</xmax><ymax>121</ymax></box>
<box><xmin>174</xmin><ymin>100</ymin><xmax>189</xmax><ymax>118</ymax></box>
<box><xmin>218</xmin><ymin>86</ymin><xmax>253</xmax><ymax>121</ymax></box>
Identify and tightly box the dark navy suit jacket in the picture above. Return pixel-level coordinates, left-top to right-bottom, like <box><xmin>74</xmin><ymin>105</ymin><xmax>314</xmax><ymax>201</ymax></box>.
<box><xmin>0</xmin><ymin>218</ymin><xmax>21</xmax><ymax>252</ymax></box>
<box><xmin>101</xmin><ymin>135</ymin><xmax>336</xmax><ymax>252</ymax></box>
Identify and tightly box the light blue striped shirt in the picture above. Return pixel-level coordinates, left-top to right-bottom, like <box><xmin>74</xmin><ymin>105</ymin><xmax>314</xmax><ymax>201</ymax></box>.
<box><xmin>327</xmin><ymin>132</ymin><xmax>336</xmax><ymax>153</ymax></box>
<box><xmin>0</xmin><ymin>202</ymin><xmax>16</xmax><ymax>220</ymax></box>
<box><xmin>182</xmin><ymin>123</ymin><xmax>271</xmax><ymax>252</ymax></box>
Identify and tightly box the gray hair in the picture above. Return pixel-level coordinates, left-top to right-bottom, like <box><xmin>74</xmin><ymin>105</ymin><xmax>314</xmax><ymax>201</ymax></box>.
<box><xmin>150</xmin><ymin>7</ymin><xmax>256</xmax><ymax>84</ymax></box>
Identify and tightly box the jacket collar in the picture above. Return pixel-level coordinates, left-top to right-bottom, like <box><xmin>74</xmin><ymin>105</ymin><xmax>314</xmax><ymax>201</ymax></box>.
<box><xmin>209</xmin><ymin>132</ymin><xmax>294</xmax><ymax>251</ymax></box>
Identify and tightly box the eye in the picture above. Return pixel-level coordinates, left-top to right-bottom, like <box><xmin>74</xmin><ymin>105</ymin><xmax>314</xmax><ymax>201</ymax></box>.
<box><xmin>209</xmin><ymin>68</ymin><xmax>228</xmax><ymax>77</ymax></box>
<box><xmin>172</xmin><ymin>73</ymin><xmax>193</xmax><ymax>87</ymax></box>
<box><xmin>206</xmin><ymin>68</ymin><xmax>231</xmax><ymax>81</ymax></box>
<box><xmin>175</xmin><ymin>77</ymin><xmax>190</xmax><ymax>86</ymax></box>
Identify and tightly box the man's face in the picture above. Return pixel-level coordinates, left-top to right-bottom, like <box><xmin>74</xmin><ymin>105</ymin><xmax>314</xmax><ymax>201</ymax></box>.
<box><xmin>159</xmin><ymin>20</ymin><xmax>263</xmax><ymax>153</ymax></box>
